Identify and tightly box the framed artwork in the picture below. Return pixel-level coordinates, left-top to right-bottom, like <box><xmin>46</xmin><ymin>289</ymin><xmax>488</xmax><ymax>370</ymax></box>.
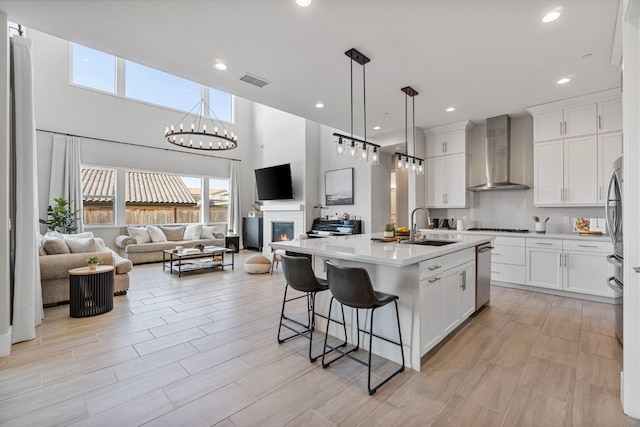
<box><xmin>325</xmin><ymin>168</ymin><xmax>354</xmax><ymax>206</ymax></box>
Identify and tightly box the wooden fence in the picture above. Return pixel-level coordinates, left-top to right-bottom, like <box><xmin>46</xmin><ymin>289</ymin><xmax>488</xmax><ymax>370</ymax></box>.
<box><xmin>83</xmin><ymin>206</ymin><xmax>228</xmax><ymax>225</ymax></box>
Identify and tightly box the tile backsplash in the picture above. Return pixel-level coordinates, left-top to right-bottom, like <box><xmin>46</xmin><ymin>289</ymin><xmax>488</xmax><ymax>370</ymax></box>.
<box><xmin>429</xmin><ymin>189</ymin><xmax>605</xmax><ymax>233</ymax></box>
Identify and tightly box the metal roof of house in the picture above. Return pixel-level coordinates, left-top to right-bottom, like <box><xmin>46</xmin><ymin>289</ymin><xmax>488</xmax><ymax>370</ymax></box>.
<box><xmin>82</xmin><ymin>168</ymin><xmax>197</xmax><ymax>205</ymax></box>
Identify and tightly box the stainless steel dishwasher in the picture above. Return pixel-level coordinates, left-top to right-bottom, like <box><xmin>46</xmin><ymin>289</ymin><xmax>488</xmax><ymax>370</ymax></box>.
<box><xmin>476</xmin><ymin>243</ymin><xmax>494</xmax><ymax>311</ymax></box>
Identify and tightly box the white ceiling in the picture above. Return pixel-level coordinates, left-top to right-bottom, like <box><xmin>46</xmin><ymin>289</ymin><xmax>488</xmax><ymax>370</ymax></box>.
<box><xmin>0</xmin><ymin>0</ymin><xmax>622</xmax><ymax>143</ymax></box>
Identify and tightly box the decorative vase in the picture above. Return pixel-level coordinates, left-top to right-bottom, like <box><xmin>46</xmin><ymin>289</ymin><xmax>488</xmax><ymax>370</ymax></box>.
<box><xmin>88</xmin><ymin>263</ymin><xmax>97</xmax><ymax>271</ymax></box>
<box><xmin>383</xmin><ymin>231</ymin><xmax>395</xmax><ymax>238</ymax></box>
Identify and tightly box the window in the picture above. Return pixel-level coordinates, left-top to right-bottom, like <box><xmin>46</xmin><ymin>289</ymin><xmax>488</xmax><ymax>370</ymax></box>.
<box><xmin>70</xmin><ymin>43</ymin><xmax>234</xmax><ymax>122</ymax></box>
<box><xmin>124</xmin><ymin>171</ymin><xmax>202</xmax><ymax>225</ymax></box>
<box><xmin>81</xmin><ymin>166</ymin><xmax>116</xmax><ymax>225</ymax></box>
<box><xmin>209</xmin><ymin>178</ymin><xmax>230</xmax><ymax>222</ymax></box>
<box><xmin>71</xmin><ymin>44</ymin><xmax>116</xmax><ymax>94</ymax></box>
<box><xmin>209</xmin><ymin>88</ymin><xmax>233</xmax><ymax>123</ymax></box>
<box><xmin>125</xmin><ymin>60</ymin><xmax>201</xmax><ymax>113</ymax></box>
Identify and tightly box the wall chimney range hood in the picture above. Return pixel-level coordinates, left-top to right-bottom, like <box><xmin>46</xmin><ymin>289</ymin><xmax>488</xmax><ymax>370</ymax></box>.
<box><xmin>467</xmin><ymin>114</ymin><xmax>529</xmax><ymax>191</ymax></box>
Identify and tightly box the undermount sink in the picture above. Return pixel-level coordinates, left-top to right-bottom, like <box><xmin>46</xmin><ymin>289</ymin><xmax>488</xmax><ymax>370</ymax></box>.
<box><xmin>403</xmin><ymin>239</ymin><xmax>457</xmax><ymax>246</ymax></box>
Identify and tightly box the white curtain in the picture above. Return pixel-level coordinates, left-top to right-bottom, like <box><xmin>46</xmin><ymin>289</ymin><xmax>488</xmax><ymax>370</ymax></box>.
<box><xmin>10</xmin><ymin>36</ymin><xmax>43</xmax><ymax>344</ymax></box>
<box><xmin>227</xmin><ymin>161</ymin><xmax>241</xmax><ymax>237</ymax></box>
<box><xmin>49</xmin><ymin>134</ymin><xmax>84</xmax><ymax>232</ymax></box>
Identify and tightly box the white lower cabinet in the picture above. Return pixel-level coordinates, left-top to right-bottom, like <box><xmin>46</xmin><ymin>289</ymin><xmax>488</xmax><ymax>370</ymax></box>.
<box><xmin>491</xmin><ymin>236</ymin><xmax>526</xmax><ymax>285</ymax></box>
<box><xmin>525</xmin><ymin>238</ymin><xmax>614</xmax><ymax>297</ymax></box>
<box><xmin>420</xmin><ymin>249</ymin><xmax>475</xmax><ymax>355</ymax></box>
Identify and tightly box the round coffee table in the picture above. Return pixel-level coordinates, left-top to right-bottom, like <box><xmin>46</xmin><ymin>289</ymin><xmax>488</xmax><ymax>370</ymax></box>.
<box><xmin>68</xmin><ymin>265</ymin><xmax>114</xmax><ymax>318</ymax></box>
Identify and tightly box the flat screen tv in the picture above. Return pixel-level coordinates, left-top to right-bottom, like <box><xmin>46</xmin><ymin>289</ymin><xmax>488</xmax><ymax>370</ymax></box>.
<box><xmin>254</xmin><ymin>163</ymin><xmax>294</xmax><ymax>201</ymax></box>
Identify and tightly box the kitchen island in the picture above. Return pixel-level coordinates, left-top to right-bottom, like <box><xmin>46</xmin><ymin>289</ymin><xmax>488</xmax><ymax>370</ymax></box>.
<box><xmin>270</xmin><ymin>232</ymin><xmax>493</xmax><ymax>371</ymax></box>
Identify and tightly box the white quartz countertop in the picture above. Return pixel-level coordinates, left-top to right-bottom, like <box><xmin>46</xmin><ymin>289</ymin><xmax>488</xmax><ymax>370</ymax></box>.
<box><xmin>269</xmin><ymin>233</ymin><xmax>493</xmax><ymax>267</ymax></box>
<box><xmin>419</xmin><ymin>228</ymin><xmax>612</xmax><ymax>242</ymax></box>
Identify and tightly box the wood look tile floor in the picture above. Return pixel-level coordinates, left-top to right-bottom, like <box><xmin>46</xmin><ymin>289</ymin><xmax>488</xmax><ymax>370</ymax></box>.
<box><xmin>1</xmin><ymin>251</ymin><xmax>638</xmax><ymax>426</ymax></box>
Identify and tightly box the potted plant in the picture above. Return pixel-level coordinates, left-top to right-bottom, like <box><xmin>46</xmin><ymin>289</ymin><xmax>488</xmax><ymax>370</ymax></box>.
<box><xmin>384</xmin><ymin>223</ymin><xmax>396</xmax><ymax>238</ymax></box>
<box><xmin>39</xmin><ymin>197</ymin><xmax>80</xmax><ymax>233</ymax></box>
<box><xmin>86</xmin><ymin>255</ymin><xmax>102</xmax><ymax>271</ymax></box>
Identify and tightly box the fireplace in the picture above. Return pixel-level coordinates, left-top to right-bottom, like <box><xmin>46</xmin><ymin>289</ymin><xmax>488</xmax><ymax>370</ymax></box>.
<box><xmin>272</xmin><ymin>221</ymin><xmax>295</xmax><ymax>242</ymax></box>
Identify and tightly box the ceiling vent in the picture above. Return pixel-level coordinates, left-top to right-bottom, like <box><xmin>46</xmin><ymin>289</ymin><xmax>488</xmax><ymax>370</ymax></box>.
<box><xmin>239</xmin><ymin>73</ymin><xmax>270</xmax><ymax>88</ymax></box>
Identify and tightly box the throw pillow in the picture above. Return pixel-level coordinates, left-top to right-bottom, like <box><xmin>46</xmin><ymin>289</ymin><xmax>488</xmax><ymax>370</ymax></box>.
<box><xmin>159</xmin><ymin>225</ymin><xmax>185</xmax><ymax>241</ymax></box>
<box><xmin>63</xmin><ymin>231</ymin><xmax>95</xmax><ymax>240</ymax></box>
<box><xmin>128</xmin><ymin>226</ymin><xmax>151</xmax><ymax>244</ymax></box>
<box><xmin>65</xmin><ymin>237</ymin><xmax>106</xmax><ymax>253</ymax></box>
<box><xmin>147</xmin><ymin>225</ymin><xmax>167</xmax><ymax>243</ymax></box>
<box><xmin>214</xmin><ymin>233</ymin><xmax>225</xmax><ymax>239</ymax></box>
<box><xmin>43</xmin><ymin>238</ymin><xmax>71</xmax><ymax>255</ymax></box>
<box><xmin>201</xmin><ymin>226</ymin><xmax>216</xmax><ymax>239</ymax></box>
<box><xmin>183</xmin><ymin>224</ymin><xmax>203</xmax><ymax>241</ymax></box>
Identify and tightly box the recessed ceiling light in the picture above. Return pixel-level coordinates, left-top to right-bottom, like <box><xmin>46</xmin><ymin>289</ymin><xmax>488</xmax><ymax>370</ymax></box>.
<box><xmin>296</xmin><ymin>0</ymin><xmax>311</xmax><ymax>6</ymax></box>
<box><xmin>315</xmin><ymin>102</ymin><xmax>324</xmax><ymax>108</ymax></box>
<box><xmin>446</xmin><ymin>107</ymin><xmax>456</xmax><ymax>112</ymax></box>
<box><xmin>214</xmin><ymin>62</ymin><xmax>227</xmax><ymax>71</ymax></box>
<box><xmin>542</xmin><ymin>10</ymin><xmax>561</xmax><ymax>23</ymax></box>
<box><xmin>557</xmin><ymin>77</ymin><xmax>571</xmax><ymax>85</ymax></box>
<box><xmin>373</xmin><ymin>126</ymin><xmax>381</xmax><ymax>130</ymax></box>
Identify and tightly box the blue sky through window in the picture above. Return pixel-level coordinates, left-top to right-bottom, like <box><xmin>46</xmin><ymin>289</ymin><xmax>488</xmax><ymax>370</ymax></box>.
<box><xmin>125</xmin><ymin>61</ymin><xmax>201</xmax><ymax>113</ymax></box>
<box><xmin>72</xmin><ymin>44</ymin><xmax>116</xmax><ymax>93</ymax></box>
<box><xmin>209</xmin><ymin>88</ymin><xmax>232</xmax><ymax>123</ymax></box>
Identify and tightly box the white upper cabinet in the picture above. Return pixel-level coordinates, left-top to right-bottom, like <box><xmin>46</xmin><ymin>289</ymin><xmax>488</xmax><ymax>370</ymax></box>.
<box><xmin>533</xmin><ymin>110</ymin><xmax>564</xmax><ymax>142</ymax></box>
<box><xmin>598</xmin><ymin>132</ymin><xmax>623</xmax><ymax>203</ymax></box>
<box><xmin>424</xmin><ymin>121</ymin><xmax>474</xmax><ymax>209</ymax></box>
<box><xmin>425</xmin><ymin>128</ymin><xmax>467</xmax><ymax>157</ymax></box>
<box><xmin>598</xmin><ymin>98</ymin><xmax>623</xmax><ymax>133</ymax></box>
<box><xmin>527</xmin><ymin>89</ymin><xmax>621</xmax><ymax>207</ymax></box>
<box><xmin>563</xmin><ymin>104</ymin><xmax>597</xmax><ymax>138</ymax></box>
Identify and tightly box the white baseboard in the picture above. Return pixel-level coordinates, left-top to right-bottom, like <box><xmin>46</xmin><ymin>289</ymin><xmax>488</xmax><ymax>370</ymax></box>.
<box><xmin>0</xmin><ymin>326</ymin><xmax>11</xmax><ymax>357</ymax></box>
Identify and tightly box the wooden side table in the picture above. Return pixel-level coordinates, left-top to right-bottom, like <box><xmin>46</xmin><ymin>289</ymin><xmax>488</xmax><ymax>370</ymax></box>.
<box><xmin>68</xmin><ymin>265</ymin><xmax>114</xmax><ymax>318</ymax></box>
<box><xmin>225</xmin><ymin>235</ymin><xmax>240</xmax><ymax>253</ymax></box>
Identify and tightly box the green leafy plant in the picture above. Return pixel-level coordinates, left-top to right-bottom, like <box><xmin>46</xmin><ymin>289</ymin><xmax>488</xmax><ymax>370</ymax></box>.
<box><xmin>86</xmin><ymin>255</ymin><xmax>102</xmax><ymax>265</ymax></box>
<box><xmin>39</xmin><ymin>198</ymin><xmax>80</xmax><ymax>233</ymax></box>
<box><xmin>385</xmin><ymin>223</ymin><xmax>395</xmax><ymax>232</ymax></box>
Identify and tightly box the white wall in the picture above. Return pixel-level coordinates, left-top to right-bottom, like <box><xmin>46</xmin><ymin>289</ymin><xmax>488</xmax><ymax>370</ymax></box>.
<box><xmin>0</xmin><ymin>11</ymin><xmax>12</xmax><ymax>357</ymax></box>
<box><xmin>29</xmin><ymin>29</ymin><xmax>255</xmax><ymax>246</ymax></box>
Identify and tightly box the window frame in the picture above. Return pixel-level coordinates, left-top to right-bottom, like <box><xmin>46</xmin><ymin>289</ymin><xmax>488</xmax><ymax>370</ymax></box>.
<box><xmin>69</xmin><ymin>42</ymin><xmax>234</xmax><ymax>124</ymax></box>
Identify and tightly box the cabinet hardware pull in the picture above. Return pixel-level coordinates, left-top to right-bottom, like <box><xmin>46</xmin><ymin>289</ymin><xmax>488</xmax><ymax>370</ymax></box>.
<box><xmin>428</xmin><ymin>277</ymin><xmax>441</xmax><ymax>283</ymax></box>
<box><xmin>577</xmin><ymin>245</ymin><xmax>598</xmax><ymax>248</ymax></box>
<box><xmin>564</xmin><ymin>121</ymin><xmax>567</xmax><ymax>135</ymax></box>
<box><xmin>634</xmin><ymin>267</ymin><xmax>640</xmax><ymax>274</ymax></box>
<box><xmin>493</xmin><ymin>253</ymin><xmax>501</xmax><ymax>256</ymax></box>
<box><xmin>428</xmin><ymin>265</ymin><xmax>442</xmax><ymax>271</ymax></box>
<box><xmin>565</xmin><ymin>253</ymin><xmax>568</xmax><ymax>267</ymax></box>
<box><xmin>536</xmin><ymin>242</ymin><xmax>553</xmax><ymax>245</ymax></box>
<box><xmin>560</xmin><ymin>122</ymin><xmax>563</xmax><ymax>135</ymax></box>
<box><xmin>560</xmin><ymin>254</ymin><xmax>563</xmax><ymax>267</ymax></box>
<box><xmin>560</xmin><ymin>187</ymin><xmax>563</xmax><ymax>202</ymax></box>
<box><xmin>460</xmin><ymin>270</ymin><xmax>466</xmax><ymax>290</ymax></box>
<box><xmin>491</xmin><ymin>270</ymin><xmax>500</xmax><ymax>273</ymax></box>
<box><xmin>598</xmin><ymin>114</ymin><xmax>602</xmax><ymax>130</ymax></box>
<box><xmin>442</xmin><ymin>142</ymin><xmax>445</xmax><ymax>153</ymax></box>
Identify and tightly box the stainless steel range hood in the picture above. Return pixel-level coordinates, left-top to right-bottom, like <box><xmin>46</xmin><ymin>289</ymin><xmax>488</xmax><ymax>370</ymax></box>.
<box><xmin>468</xmin><ymin>114</ymin><xmax>529</xmax><ymax>191</ymax></box>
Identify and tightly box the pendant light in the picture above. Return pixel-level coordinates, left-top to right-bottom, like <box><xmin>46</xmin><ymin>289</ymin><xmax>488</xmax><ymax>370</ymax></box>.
<box><xmin>394</xmin><ymin>86</ymin><xmax>423</xmax><ymax>175</ymax></box>
<box><xmin>333</xmin><ymin>48</ymin><xmax>381</xmax><ymax>166</ymax></box>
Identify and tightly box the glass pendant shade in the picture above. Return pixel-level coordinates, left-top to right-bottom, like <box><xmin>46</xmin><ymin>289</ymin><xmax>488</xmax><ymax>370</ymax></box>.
<box><xmin>396</xmin><ymin>154</ymin><xmax>403</xmax><ymax>170</ymax></box>
<box><xmin>359</xmin><ymin>143</ymin><xmax>368</xmax><ymax>162</ymax></box>
<box><xmin>371</xmin><ymin>147</ymin><xmax>380</xmax><ymax>165</ymax></box>
<box><xmin>335</xmin><ymin>137</ymin><xmax>345</xmax><ymax>157</ymax></box>
<box><xmin>349</xmin><ymin>142</ymin><xmax>357</xmax><ymax>158</ymax></box>
<box><xmin>404</xmin><ymin>156</ymin><xmax>410</xmax><ymax>170</ymax></box>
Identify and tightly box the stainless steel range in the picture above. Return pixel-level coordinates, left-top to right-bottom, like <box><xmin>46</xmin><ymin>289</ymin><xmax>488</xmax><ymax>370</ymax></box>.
<box><xmin>467</xmin><ymin>228</ymin><xmax>530</xmax><ymax>234</ymax></box>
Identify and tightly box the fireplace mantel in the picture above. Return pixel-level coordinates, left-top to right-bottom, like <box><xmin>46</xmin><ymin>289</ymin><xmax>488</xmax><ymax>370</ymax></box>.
<box><xmin>260</xmin><ymin>203</ymin><xmax>304</xmax><ymax>212</ymax></box>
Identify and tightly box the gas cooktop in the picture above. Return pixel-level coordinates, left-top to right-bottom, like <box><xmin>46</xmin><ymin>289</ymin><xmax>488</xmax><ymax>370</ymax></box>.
<box><xmin>467</xmin><ymin>227</ymin><xmax>530</xmax><ymax>234</ymax></box>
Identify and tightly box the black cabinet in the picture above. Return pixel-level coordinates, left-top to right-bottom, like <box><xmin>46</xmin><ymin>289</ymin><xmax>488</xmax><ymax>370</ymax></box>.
<box><xmin>225</xmin><ymin>235</ymin><xmax>240</xmax><ymax>253</ymax></box>
<box><xmin>243</xmin><ymin>217</ymin><xmax>263</xmax><ymax>251</ymax></box>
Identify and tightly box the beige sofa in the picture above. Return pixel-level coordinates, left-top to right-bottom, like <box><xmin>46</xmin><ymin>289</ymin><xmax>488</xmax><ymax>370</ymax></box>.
<box><xmin>115</xmin><ymin>224</ymin><xmax>227</xmax><ymax>264</ymax></box>
<box><xmin>40</xmin><ymin>247</ymin><xmax>132</xmax><ymax>307</ymax></box>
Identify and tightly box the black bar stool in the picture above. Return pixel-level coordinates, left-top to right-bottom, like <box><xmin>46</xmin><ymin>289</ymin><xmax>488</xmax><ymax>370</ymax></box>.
<box><xmin>322</xmin><ymin>262</ymin><xmax>405</xmax><ymax>395</ymax></box>
<box><xmin>278</xmin><ymin>254</ymin><xmax>346</xmax><ymax>362</ymax></box>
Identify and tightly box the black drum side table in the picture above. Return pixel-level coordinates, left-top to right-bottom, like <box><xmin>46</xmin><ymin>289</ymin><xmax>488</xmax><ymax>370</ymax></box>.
<box><xmin>68</xmin><ymin>265</ymin><xmax>114</xmax><ymax>318</ymax></box>
<box><xmin>225</xmin><ymin>235</ymin><xmax>240</xmax><ymax>253</ymax></box>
